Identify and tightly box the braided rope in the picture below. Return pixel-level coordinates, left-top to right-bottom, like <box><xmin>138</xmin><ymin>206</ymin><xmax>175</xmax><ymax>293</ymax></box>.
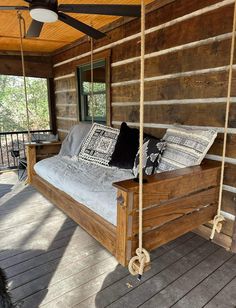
<box><xmin>90</xmin><ymin>36</ymin><xmax>94</xmax><ymax>124</ymax></box>
<box><xmin>17</xmin><ymin>12</ymin><xmax>31</xmax><ymax>143</ymax></box>
<box><xmin>210</xmin><ymin>0</ymin><xmax>236</xmax><ymax>240</ymax></box>
<box><xmin>128</xmin><ymin>0</ymin><xmax>150</xmax><ymax>279</ymax></box>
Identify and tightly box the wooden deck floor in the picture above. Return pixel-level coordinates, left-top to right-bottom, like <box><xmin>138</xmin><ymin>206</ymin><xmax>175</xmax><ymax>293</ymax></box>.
<box><xmin>0</xmin><ymin>172</ymin><xmax>235</xmax><ymax>308</ymax></box>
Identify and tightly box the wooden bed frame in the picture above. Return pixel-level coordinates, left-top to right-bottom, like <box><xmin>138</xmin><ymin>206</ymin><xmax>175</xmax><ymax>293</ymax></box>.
<box><xmin>26</xmin><ymin>143</ymin><xmax>221</xmax><ymax>266</ymax></box>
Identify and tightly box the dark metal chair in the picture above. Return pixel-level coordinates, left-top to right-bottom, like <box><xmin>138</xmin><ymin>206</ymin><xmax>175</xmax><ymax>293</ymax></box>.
<box><xmin>10</xmin><ymin>148</ymin><xmax>27</xmax><ymax>181</ymax></box>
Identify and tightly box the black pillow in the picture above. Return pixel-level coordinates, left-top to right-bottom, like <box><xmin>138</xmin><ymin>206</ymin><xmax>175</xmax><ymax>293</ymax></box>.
<box><xmin>133</xmin><ymin>137</ymin><xmax>167</xmax><ymax>177</ymax></box>
<box><xmin>109</xmin><ymin>122</ymin><xmax>140</xmax><ymax>169</ymax></box>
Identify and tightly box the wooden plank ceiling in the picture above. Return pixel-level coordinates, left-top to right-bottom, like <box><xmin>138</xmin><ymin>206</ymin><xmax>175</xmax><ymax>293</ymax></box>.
<box><xmin>0</xmin><ymin>0</ymin><xmax>154</xmax><ymax>54</ymax></box>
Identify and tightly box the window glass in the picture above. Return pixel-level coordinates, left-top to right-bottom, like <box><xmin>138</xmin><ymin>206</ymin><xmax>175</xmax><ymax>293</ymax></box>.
<box><xmin>78</xmin><ymin>60</ymin><xmax>107</xmax><ymax>122</ymax></box>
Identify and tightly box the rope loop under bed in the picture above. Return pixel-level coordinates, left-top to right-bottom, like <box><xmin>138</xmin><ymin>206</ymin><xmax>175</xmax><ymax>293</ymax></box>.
<box><xmin>128</xmin><ymin>248</ymin><xmax>150</xmax><ymax>280</ymax></box>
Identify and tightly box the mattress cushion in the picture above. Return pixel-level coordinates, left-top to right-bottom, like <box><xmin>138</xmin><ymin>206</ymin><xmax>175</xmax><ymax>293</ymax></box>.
<box><xmin>34</xmin><ymin>156</ymin><xmax>133</xmax><ymax>225</ymax></box>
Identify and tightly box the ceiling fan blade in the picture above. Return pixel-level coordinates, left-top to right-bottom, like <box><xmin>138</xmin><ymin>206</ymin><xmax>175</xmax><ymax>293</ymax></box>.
<box><xmin>26</xmin><ymin>19</ymin><xmax>44</xmax><ymax>38</ymax></box>
<box><xmin>0</xmin><ymin>6</ymin><xmax>28</xmax><ymax>10</ymax></box>
<box><xmin>58</xmin><ymin>12</ymin><xmax>106</xmax><ymax>39</ymax></box>
<box><xmin>58</xmin><ymin>4</ymin><xmax>141</xmax><ymax>17</ymax></box>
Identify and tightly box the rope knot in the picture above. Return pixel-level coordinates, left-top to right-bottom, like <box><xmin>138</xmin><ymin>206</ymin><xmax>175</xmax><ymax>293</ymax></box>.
<box><xmin>210</xmin><ymin>214</ymin><xmax>225</xmax><ymax>240</ymax></box>
<box><xmin>128</xmin><ymin>248</ymin><xmax>150</xmax><ymax>280</ymax></box>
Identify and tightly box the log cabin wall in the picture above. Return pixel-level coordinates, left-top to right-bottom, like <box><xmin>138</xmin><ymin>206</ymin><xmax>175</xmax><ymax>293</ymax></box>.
<box><xmin>52</xmin><ymin>0</ymin><xmax>236</xmax><ymax>251</ymax></box>
<box><xmin>0</xmin><ymin>54</ymin><xmax>53</xmax><ymax>78</ymax></box>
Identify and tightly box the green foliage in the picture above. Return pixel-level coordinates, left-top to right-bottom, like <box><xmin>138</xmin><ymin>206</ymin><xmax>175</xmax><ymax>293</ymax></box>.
<box><xmin>0</xmin><ymin>75</ymin><xmax>50</xmax><ymax>132</ymax></box>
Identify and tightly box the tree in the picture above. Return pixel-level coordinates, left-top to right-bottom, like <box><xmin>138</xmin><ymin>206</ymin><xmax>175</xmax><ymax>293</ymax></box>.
<box><xmin>0</xmin><ymin>75</ymin><xmax>50</xmax><ymax>132</ymax></box>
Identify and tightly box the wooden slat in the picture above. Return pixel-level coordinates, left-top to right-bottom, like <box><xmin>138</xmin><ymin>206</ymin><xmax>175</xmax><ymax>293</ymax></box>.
<box><xmin>140</xmin><ymin>203</ymin><xmax>217</xmax><ymax>251</ymax></box>
<box><xmin>132</xmin><ymin>187</ymin><xmax>219</xmax><ymax>234</ymax></box>
<box><xmin>113</xmin><ymin>160</ymin><xmax>221</xmax><ymax>193</ymax></box>
<box><xmin>116</xmin><ymin>190</ymin><xmax>131</xmax><ymax>266</ymax></box>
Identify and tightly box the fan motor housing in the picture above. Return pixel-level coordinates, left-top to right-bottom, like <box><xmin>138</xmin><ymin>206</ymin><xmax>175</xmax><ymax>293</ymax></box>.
<box><xmin>29</xmin><ymin>0</ymin><xmax>58</xmax><ymax>23</ymax></box>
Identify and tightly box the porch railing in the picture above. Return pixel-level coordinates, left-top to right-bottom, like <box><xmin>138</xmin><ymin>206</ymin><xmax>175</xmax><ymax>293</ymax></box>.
<box><xmin>0</xmin><ymin>130</ymin><xmax>52</xmax><ymax>171</ymax></box>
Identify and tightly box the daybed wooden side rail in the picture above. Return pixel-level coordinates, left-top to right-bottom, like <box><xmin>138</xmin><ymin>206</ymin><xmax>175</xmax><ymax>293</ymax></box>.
<box><xmin>113</xmin><ymin>160</ymin><xmax>221</xmax><ymax>266</ymax></box>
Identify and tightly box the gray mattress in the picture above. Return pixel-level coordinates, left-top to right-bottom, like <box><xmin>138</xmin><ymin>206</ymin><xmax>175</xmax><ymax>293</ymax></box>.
<box><xmin>34</xmin><ymin>156</ymin><xmax>133</xmax><ymax>225</ymax></box>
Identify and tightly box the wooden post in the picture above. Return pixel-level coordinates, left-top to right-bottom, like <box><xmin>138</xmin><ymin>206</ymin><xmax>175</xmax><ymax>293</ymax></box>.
<box><xmin>26</xmin><ymin>145</ymin><xmax>36</xmax><ymax>184</ymax></box>
<box><xmin>116</xmin><ymin>190</ymin><xmax>134</xmax><ymax>266</ymax></box>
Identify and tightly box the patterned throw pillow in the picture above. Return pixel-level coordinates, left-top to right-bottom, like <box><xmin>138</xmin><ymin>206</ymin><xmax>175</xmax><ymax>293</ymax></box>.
<box><xmin>133</xmin><ymin>137</ymin><xmax>167</xmax><ymax>177</ymax></box>
<box><xmin>78</xmin><ymin>123</ymin><xmax>119</xmax><ymax>167</ymax></box>
<box><xmin>157</xmin><ymin>126</ymin><xmax>217</xmax><ymax>172</ymax></box>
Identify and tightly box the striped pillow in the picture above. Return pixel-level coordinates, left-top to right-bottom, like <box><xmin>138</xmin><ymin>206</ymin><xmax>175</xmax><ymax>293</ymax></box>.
<box><xmin>157</xmin><ymin>126</ymin><xmax>217</xmax><ymax>172</ymax></box>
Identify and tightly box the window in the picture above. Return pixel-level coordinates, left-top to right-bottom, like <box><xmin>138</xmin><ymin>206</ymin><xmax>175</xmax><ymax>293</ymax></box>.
<box><xmin>77</xmin><ymin>59</ymin><xmax>108</xmax><ymax>123</ymax></box>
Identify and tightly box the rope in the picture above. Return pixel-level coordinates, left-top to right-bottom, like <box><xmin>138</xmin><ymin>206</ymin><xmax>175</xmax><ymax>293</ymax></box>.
<box><xmin>210</xmin><ymin>0</ymin><xmax>236</xmax><ymax>239</ymax></box>
<box><xmin>17</xmin><ymin>12</ymin><xmax>31</xmax><ymax>143</ymax></box>
<box><xmin>90</xmin><ymin>36</ymin><xmax>94</xmax><ymax>124</ymax></box>
<box><xmin>128</xmin><ymin>0</ymin><xmax>150</xmax><ymax>280</ymax></box>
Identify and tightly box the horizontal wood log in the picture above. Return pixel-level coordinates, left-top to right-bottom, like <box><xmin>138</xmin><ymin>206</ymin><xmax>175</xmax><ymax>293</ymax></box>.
<box><xmin>54</xmin><ymin>77</ymin><xmax>76</xmax><ymax>92</ymax></box>
<box><xmin>138</xmin><ymin>203</ymin><xmax>217</xmax><ymax>251</ymax></box>
<box><xmin>54</xmin><ymin>0</ymin><xmax>222</xmax><ymax>69</ymax></box>
<box><xmin>57</xmin><ymin>119</ymin><xmax>78</xmax><ymax>131</ymax></box>
<box><xmin>132</xmin><ymin>187</ymin><xmax>219</xmax><ymax>235</ymax></box>
<box><xmin>112</xmin><ymin>103</ymin><xmax>236</xmax><ymax>128</ymax></box>
<box><xmin>112</xmin><ymin>71</ymin><xmax>235</xmax><ymax>102</ymax></box>
<box><xmin>209</xmin><ymin>133</ymin><xmax>236</xmax><ymax>158</ymax></box>
<box><xmin>55</xmin><ymin>92</ymin><xmax>77</xmax><ymax>105</ymax></box>
<box><xmin>54</xmin><ymin>50</ymin><xmax>110</xmax><ymax>78</ymax></box>
<box><xmin>56</xmin><ymin>105</ymin><xmax>78</xmax><ymax>118</ymax></box>
<box><xmin>112</xmin><ymin>3</ymin><xmax>233</xmax><ymax>63</ymax></box>
<box><xmin>112</xmin><ymin>39</ymin><xmax>233</xmax><ymax>83</ymax></box>
<box><xmin>0</xmin><ymin>55</ymin><xmax>53</xmax><ymax>78</ymax></box>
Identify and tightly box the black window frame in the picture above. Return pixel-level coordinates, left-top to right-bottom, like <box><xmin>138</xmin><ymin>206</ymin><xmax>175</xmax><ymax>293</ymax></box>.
<box><xmin>77</xmin><ymin>59</ymin><xmax>107</xmax><ymax>124</ymax></box>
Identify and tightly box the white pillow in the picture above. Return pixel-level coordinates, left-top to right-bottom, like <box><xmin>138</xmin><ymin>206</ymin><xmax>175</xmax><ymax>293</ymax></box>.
<box><xmin>157</xmin><ymin>126</ymin><xmax>217</xmax><ymax>172</ymax></box>
<box><xmin>78</xmin><ymin>123</ymin><xmax>119</xmax><ymax>167</ymax></box>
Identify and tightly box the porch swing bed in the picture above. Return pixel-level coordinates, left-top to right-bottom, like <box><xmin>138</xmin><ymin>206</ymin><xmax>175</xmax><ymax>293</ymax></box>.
<box><xmin>27</xmin><ymin>131</ymin><xmax>221</xmax><ymax>266</ymax></box>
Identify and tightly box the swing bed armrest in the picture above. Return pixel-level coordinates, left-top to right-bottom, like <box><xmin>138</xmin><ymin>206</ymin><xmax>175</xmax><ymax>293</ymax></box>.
<box><xmin>113</xmin><ymin>159</ymin><xmax>221</xmax><ymax>266</ymax></box>
<box><xmin>26</xmin><ymin>142</ymin><xmax>61</xmax><ymax>184</ymax></box>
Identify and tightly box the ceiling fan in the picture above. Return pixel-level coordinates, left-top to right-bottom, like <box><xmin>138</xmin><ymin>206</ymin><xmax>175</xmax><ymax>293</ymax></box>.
<box><xmin>0</xmin><ymin>0</ymin><xmax>141</xmax><ymax>39</ymax></box>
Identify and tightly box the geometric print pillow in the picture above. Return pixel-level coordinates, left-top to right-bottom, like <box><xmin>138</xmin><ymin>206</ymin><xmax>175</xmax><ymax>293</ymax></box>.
<box><xmin>78</xmin><ymin>123</ymin><xmax>119</xmax><ymax>167</ymax></box>
<box><xmin>133</xmin><ymin>137</ymin><xmax>167</xmax><ymax>177</ymax></box>
<box><xmin>157</xmin><ymin>126</ymin><xmax>217</xmax><ymax>172</ymax></box>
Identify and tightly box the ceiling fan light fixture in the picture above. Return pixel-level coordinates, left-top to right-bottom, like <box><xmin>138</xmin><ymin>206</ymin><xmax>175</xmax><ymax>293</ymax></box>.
<box><xmin>30</xmin><ymin>8</ymin><xmax>58</xmax><ymax>23</ymax></box>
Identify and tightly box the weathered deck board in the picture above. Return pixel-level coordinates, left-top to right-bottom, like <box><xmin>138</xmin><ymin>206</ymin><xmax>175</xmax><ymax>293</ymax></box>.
<box><xmin>0</xmin><ymin>172</ymin><xmax>235</xmax><ymax>308</ymax></box>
